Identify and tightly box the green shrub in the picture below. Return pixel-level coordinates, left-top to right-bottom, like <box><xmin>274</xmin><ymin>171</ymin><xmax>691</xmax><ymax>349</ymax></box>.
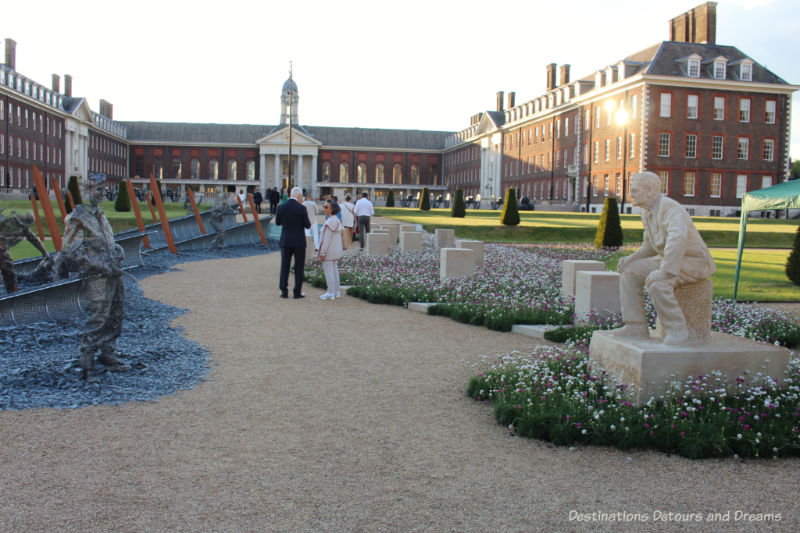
<box><xmin>66</xmin><ymin>175</ymin><xmax>82</xmax><ymax>213</ymax></box>
<box><xmin>500</xmin><ymin>188</ymin><xmax>520</xmax><ymax>226</ymax></box>
<box><xmin>786</xmin><ymin>224</ymin><xmax>800</xmax><ymax>285</ymax></box>
<box><xmin>595</xmin><ymin>196</ymin><xmax>623</xmax><ymax>248</ymax></box>
<box><xmin>451</xmin><ymin>189</ymin><xmax>465</xmax><ymax>218</ymax></box>
<box><xmin>114</xmin><ymin>180</ymin><xmax>132</xmax><ymax>212</ymax></box>
<box><xmin>419</xmin><ymin>187</ymin><xmax>430</xmax><ymax>211</ymax></box>
<box><xmin>386</xmin><ymin>190</ymin><xmax>395</xmax><ymax>207</ymax></box>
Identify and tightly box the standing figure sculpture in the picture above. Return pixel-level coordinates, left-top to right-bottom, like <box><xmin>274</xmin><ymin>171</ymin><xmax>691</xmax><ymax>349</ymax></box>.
<box><xmin>615</xmin><ymin>171</ymin><xmax>716</xmax><ymax>345</ymax></box>
<box><xmin>210</xmin><ymin>194</ymin><xmax>237</xmax><ymax>250</ymax></box>
<box><xmin>0</xmin><ymin>209</ymin><xmax>50</xmax><ymax>292</ymax></box>
<box><xmin>56</xmin><ymin>174</ymin><xmax>128</xmax><ymax>378</ymax></box>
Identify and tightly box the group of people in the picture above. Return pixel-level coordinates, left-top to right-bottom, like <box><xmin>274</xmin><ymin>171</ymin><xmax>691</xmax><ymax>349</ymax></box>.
<box><xmin>275</xmin><ymin>188</ymin><xmax>374</xmax><ymax>301</ymax></box>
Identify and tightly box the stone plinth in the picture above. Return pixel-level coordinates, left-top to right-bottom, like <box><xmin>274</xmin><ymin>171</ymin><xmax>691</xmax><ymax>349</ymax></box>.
<box><xmin>305</xmin><ymin>235</ymin><xmax>315</xmax><ymax>252</ymax></box>
<box><xmin>435</xmin><ymin>228</ymin><xmax>455</xmax><ymax>248</ymax></box>
<box><xmin>653</xmin><ymin>280</ymin><xmax>713</xmax><ymax>344</ymax></box>
<box><xmin>574</xmin><ymin>271</ymin><xmax>620</xmax><ymax>319</ymax></box>
<box><xmin>366</xmin><ymin>232</ymin><xmax>390</xmax><ymax>255</ymax></box>
<box><xmin>561</xmin><ymin>260</ymin><xmax>606</xmax><ymax>297</ymax></box>
<box><xmin>456</xmin><ymin>239</ymin><xmax>484</xmax><ymax>266</ymax></box>
<box><xmin>440</xmin><ymin>247</ymin><xmax>475</xmax><ymax>280</ymax></box>
<box><xmin>511</xmin><ymin>324</ymin><xmax>560</xmax><ymax>339</ymax></box>
<box><xmin>400</xmin><ymin>231</ymin><xmax>423</xmax><ymax>251</ymax></box>
<box><xmin>590</xmin><ymin>330</ymin><xmax>791</xmax><ymax>404</ymax></box>
<box><xmin>400</xmin><ymin>224</ymin><xmax>417</xmax><ymax>234</ymax></box>
<box><xmin>408</xmin><ymin>302</ymin><xmax>436</xmax><ymax>313</ymax></box>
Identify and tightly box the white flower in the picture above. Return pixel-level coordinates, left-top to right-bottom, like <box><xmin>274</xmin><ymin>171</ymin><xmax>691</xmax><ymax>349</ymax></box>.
<box><xmin>737</xmin><ymin>434</ymin><xmax>743</xmax><ymax>439</ymax></box>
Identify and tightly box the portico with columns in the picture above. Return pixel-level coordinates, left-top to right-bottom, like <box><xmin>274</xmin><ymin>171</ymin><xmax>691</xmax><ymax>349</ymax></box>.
<box><xmin>256</xmin><ymin>127</ymin><xmax>321</xmax><ymax>196</ymax></box>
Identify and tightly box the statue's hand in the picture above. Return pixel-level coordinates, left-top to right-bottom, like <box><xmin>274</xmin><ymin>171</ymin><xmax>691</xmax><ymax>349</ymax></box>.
<box><xmin>645</xmin><ymin>269</ymin><xmax>671</xmax><ymax>284</ymax></box>
<box><xmin>617</xmin><ymin>256</ymin><xmax>629</xmax><ymax>273</ymax></box>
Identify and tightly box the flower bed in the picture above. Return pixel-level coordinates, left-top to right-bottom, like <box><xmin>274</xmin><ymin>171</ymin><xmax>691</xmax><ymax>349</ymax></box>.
<box><xmin>307</xmin><ymin>241</ymin><xmax>800</xmax><ymax>458</ymax></box>
<box><xmin>467</xmin><ymin>345</ymin><xmax>800</xmax><ymax>459</ymax></box>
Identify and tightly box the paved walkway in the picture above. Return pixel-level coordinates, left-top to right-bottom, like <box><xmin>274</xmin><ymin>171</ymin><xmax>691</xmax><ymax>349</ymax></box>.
<box><xmin>0</xmin><ymin>251</ymin><xmax>797</xmax><ymax>531</ymax></box>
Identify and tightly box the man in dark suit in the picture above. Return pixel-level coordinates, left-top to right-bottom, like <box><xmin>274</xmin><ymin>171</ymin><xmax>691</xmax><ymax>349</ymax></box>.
<box><xmin>275</xmin><ymin>186</ymin><xmax>311</xmax><ymax>299</ymax></box>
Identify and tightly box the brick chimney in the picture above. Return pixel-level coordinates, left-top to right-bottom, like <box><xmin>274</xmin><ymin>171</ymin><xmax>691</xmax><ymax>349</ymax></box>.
<box><xmin>507</xmin><ymin>92</ymin><xmax>516</xmax><ymax>109</ymax></box>
<box><xmin>670</xmin><ymin>1</ymin><xmax>717</xmax><ymax>44</ymax></box>
<box><xmin>52</xmin><ymin>74</ymin><xmax>60</xmax><ymax>92</ymax></box>
<box><xmin>4</xmin><ymin>38</ymin><xmax>16</xmax><ymax>70</ymax></box>
<box><xmin>559</xmin><ymin>64</ymin><xmax>571</xmax><ymax>86</ymax></box>
<box><xmin>64</xmin><ymin>74</ymin><xmax>72</xmax><ymax>97</ymax></box>
<box><xmin>496</xmin><ymin>91</ymin><xmax>504</xmax><ymax>112</ymax></box>
<box><xmin>99</xmin><ymin>99</ymin><xmax>113</xmax><ymax>119</ymax></box>
<box><xmin>546</xmin><ymin>63</ymin><xmax>557</xmax><ymax>91</ymax></box>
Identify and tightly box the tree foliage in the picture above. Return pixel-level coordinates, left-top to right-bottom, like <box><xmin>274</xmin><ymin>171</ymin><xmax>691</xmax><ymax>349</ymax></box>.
<box><xmin>66</xmin><ymin>175</ymin><xmax>82</xmax><ymax>213</ymax></box>
<box><xmin>115</xmin><ymin>180</ymin><xmax>132</xmax><ymax>212</ymax></box>
<box><xmin>595</xmin><ymin>196</ymin><xmax>623</xmax><ymax>248</ymax></box>
<box><xmin>386</xmin><ymin>189</ymin><xmax>395</xmax><ymax>207</ymax></box>
<box><xmin>785</xmin><ymin>224</ymin><xmax>800</xmax><ymax>285</ymax></box>
<box><xmin>790</xmin><ymin>160</ymin><xmax>800</xmax><ymax>180</ymax></box>
<box><xmin>451</xmin><ymin>189</ymin><xmax>465</xmax><ymax>218</ymax></box>
<box><xmin>419</xmin><ymin>187</ymin><xmax>430</xmax><ymax>211</ymax></box>
<box><xmin>500</xmin><ymin>188</ymin><xmax>520</xmax><ymax>226</ymax></box>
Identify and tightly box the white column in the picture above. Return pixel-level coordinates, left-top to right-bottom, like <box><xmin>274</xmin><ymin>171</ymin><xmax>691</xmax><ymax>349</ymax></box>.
<box><xmin>296</xmin><ymin>154</ymin><xmax>304</xmax><ymax>192</ymax></box>
<box><xmin>259</xmin><ymin>153</ymin><xmax>267</xmax><ymax>194</ymax></box>
<box><xmin>311</xmin><ymin>154</ymin><xmax>318</xmax><ymax>197</ymax></box>
<box><xmin>273</xmin><ymin>154</ymin><xmax>281</xmax><ymax>190</ymax></box>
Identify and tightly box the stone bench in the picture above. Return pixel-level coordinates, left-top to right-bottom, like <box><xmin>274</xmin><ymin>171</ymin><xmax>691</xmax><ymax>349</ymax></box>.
<box><xmin>400</xmin><ymin>231</ymin><xmax>423</xmax><ymax>251</ymax></box>
<box><xmin>440</xmin><ymin>247</ymin><xmax>475</xmax><ymax>280</ymax></box>
<box><xmin>456</xmin><ymin>239</ymin><xmax>484</xmax><ymax>266</ymax></box>
<box><xmin>574</xmin><ymin>271</ymin><xmax>621</xmax><ymax>320</ymax></box>
<box><xmin>561</xmin><ymin>260</ymin><xmax>606</xmax><ymax>297</ymax></box>
<box><xmin>435</xmin><ymin>228</ymin><xmax>455</xmax><ymax>248</ymax></box>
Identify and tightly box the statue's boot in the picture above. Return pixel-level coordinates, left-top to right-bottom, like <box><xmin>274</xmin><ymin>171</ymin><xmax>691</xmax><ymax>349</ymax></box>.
<box><xmin>80</xmin><ymin>351</ymin><xmax>95</xmax><ymax>380</ymax></box>
<box><xmin>612</xmin><ymin>323</ymin><xmax>649</xmax><ymax>339</ymax></box>
<box><xmin>98</xmin><ymin>351</ymin><xmax>130</xmax><ymax>372</ymax></box>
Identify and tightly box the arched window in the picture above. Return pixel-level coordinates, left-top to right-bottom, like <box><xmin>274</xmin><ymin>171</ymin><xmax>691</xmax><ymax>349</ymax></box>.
<box><xmin>209</xmin><ymin>158</ymin><xmax>218</xmax><ymax>180</ymax></box>
<box><xmin>357</xmin><ymin>163</ymin><xmax>367</xmax><ymax>183</ymax></box>
<box><xmin>134</xmin><ymin>155</ymin><xmax>144</xmax><ymax>177</ymax></box>
<box><xmin>375</xmin><ymin>163</ymin><xmax>385</xmax><ymax>184</ymax></box>
<box><xmin>227</xmin><ymin>159</ymin><xmax>237</xmax><ymax>179</ymax></box>
<box><xmin>246</xmin><ymin>159</ymin><xmax>256</xmax><ymax>180</ymax></box>
<box><xmin>392</xmin><ymin>163</ymin><xmax>402</xmax><ymax>184</ymax></box>
<box><xmin>322</xmin><ymin>162</ymin><xmax>331</xmax><ymax>181</ymax></box>
<box><xmin>429</xmin><ymin>165</ymin><xmax>438</xmax><ymax>185</ymax></box>
<box><xmin>339</xmin><ymin>162</ymin><xmax>349</xmax><ymax>183</ymax></box>
<box><xmin>153</xmin><ymin>157</ymin><xmax>163</xmax><ymax>180</ymax></box>
<box><xmin>190</xmin><ymin>158</ymin><xmax>200</xmax><ymax>178</ymax></box>
<box><xmin>171</xmin><ymin>157</ymin><xmax>182</xmax><ymax>179</ymax></box>
<box><xmin>410</xmin><ymin>164</ymin><xmax>420</xmax><ymax>185</ymax></box>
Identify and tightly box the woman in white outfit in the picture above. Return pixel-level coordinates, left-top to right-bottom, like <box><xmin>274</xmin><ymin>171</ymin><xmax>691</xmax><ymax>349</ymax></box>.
<box><xmin>340</xmin><ymin>194</ymin><xmax>355</xmax><ymax>249</ymax></box>
<box><xmin>318</xmin><ymin>199</ymin><xmax>344</xmax><ymax>300</ymax></box>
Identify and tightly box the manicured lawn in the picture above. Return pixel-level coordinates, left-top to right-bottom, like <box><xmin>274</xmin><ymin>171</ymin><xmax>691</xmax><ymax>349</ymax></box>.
<box><xmin>376</xmin><ymin>207</ymin><xmax>799</xmax><ymax>248</ymax></box>
<box><xmin>2</xmin><ymin>199</ymin><xmax>209</xmax><ymax>260</ymax></box>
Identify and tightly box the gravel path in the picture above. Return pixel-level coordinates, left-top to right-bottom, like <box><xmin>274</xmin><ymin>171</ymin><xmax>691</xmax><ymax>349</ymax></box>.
<box><xmin>0</xmin><ymin>251</ymin><xmax>798</xmax><ymax>532</ymax></box>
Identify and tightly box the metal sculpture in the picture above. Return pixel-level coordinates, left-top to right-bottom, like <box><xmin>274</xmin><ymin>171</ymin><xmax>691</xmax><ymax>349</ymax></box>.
<box><xmin>0</xmin><ymin>209</ymin><xmax>50</xmax><ymax>293</ymax></box>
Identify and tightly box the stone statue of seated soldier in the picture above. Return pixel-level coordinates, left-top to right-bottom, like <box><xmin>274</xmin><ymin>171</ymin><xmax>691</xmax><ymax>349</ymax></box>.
<box><xmin>614</xmin><ymin>171</ymin><xmax>716</xmax><ymax>346</ymax></box>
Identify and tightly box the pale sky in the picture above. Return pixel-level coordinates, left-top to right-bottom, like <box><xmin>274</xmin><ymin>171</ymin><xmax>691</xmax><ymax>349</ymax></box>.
<box><xmin>5</xmin><ymin>0</ymin><xmax>800</xmax><ymax>158</ymax></box>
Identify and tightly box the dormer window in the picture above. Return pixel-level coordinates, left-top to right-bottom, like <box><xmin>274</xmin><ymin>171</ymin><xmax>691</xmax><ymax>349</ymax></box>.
<box><xmin>713</xmin><ymin>58</ymin><xmax>727</xmax><ymax>79</ymax></box>
<box><xmin>678</xmin><ymin>54</ymin><xmax>703</xmax><ymax>78</ymax></box>
<box><xmin>740</xmin><ymin>60</ymin><xmax>753</xmax><ymax>81</ymax></box>
<box><xmin>687</xmin><ymin>58</ymin><xmax>700</xmax><ymax>77</ymax></box>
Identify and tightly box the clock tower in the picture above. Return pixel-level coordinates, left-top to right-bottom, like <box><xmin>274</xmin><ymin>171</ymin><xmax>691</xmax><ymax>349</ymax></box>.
<box><xmin>280</xmin><ymin>64</ymin><xmax>299</xmax><ymax>126</ymax></box>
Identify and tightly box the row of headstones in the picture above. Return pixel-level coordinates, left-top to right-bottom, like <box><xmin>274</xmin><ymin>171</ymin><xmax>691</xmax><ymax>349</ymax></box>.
<box><xmin>563</xmin><ymin>260</ymin><xmax>713</xmax><ymax>343</ymax></box>
<box><xmin>363</xmin><ymin>225</ymin><xmax>485</xmax><ymax>281</ymax></box>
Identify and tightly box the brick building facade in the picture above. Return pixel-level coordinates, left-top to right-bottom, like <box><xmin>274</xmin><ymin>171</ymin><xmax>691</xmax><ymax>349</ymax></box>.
<box><xmin>1</xmin><ymin>2</ymin><xmax>797</xmax><ymax>214</ymax></box>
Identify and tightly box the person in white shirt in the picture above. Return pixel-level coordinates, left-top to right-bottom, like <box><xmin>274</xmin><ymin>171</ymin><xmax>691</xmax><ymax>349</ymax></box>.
<box><xmin>352</xmin><ymin>192</ymin><xmax>374</xmax><ymax>249</ymax></box>
<box><xmin>303</xmin><ymin>190</ymin><xmax>320</xmax><ymax>251</ymax></box>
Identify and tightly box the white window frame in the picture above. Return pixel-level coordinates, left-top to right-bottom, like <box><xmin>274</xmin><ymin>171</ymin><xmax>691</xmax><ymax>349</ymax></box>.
<box><xmin>738</xmin><ymin>137</ymin><xmax>749</xmax><ymax>160</ymax></box>
<box><xmin>710</xmin><ymin>173</ymin><xmax>722</xmax><ymax>198</ymax></box>
<box><xmin>660</xmin><ymin>93</ymin><xmax>671</xmax><ymax>118</ymax></box>
<box><xmin>736</xmin><ymin>175</ymin><xmax>748</xmax><ymax>198</ymax></box>
<box><xmin>713</xmin><ymin>60</ymin><xmax>726</xmax><ymax>79</ymax></box>
<box><xmin>712</xmin><ymin>136</ymin><xmax>724</xmax><ymax>160</ymax></box>
<box><xmin>685</xmin><ymin>134</ymin><xmax>697</xmax><ymax>159</ymax></box>
<box><xmin>658</xmin><ymin>171</ymin><xmax>669</xmax><ymax>195</ymax></box>
<box><xmin>761</xmin><ymin>175</ymin><xmax>773</xmax><ymax>189</ymax></box>
<box><xmin>687</xmin><ymin>95</ymin><xmax>698</xmax><ymax>119</ymax></box>
<box><xmin>740</xmin><ymin>61</ymin><xmax>753</xmax><ymax>82</ymax></box>
<box><xmin>713</xmin><ymin>96</ymin><xmax>725</xmax><ymax>120</ymax></box>
<box><xmin>739</xmin><ymin>98</ymin><xmax>751</xmax><ymax>122</ymax></box>
<box><xmin>683</xmin><ymin>172</ymin><xmax>696</xmax><ymax>197</ymax></box>
<box><xmin>687</xmin><ymin>59</ymin><xmax>700</xmax><ymax>78</ymax></box>
<box><xmin>658</xmin><ymin>133</ymin><xmax>671</xmax><ymax>157</ymax></box>
<box><xmin>765</xmin><ymin>100</ymin><xmax>776</xmax><ymax>124</ymax></box>
<box><xmin>763</xmin><ymin>139</ymin><xmax>774</xmax><ymax>161</ymax></box>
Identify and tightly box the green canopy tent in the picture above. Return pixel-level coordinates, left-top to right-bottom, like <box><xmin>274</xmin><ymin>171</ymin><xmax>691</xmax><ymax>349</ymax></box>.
<box><xmin>733</xmin><ymin>179</ymin><xmax>800</xmax><ymax>300</ymax></box>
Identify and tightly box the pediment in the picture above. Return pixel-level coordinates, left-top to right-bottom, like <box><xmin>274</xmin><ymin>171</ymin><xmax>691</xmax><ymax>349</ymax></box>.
<box><xmin>475</xmin><ymin>113</ymin><xmax>499</xmax><ymax>135</ymax></box>
<box><xmin>256</xmin><ymin>126</ymin><xmax>322</xmax><ymax>147</ymax></box>
<box><xmin>66</xmin><ymin>98</ymin><xmax>94</xmax><ymax>122</ymax></box>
